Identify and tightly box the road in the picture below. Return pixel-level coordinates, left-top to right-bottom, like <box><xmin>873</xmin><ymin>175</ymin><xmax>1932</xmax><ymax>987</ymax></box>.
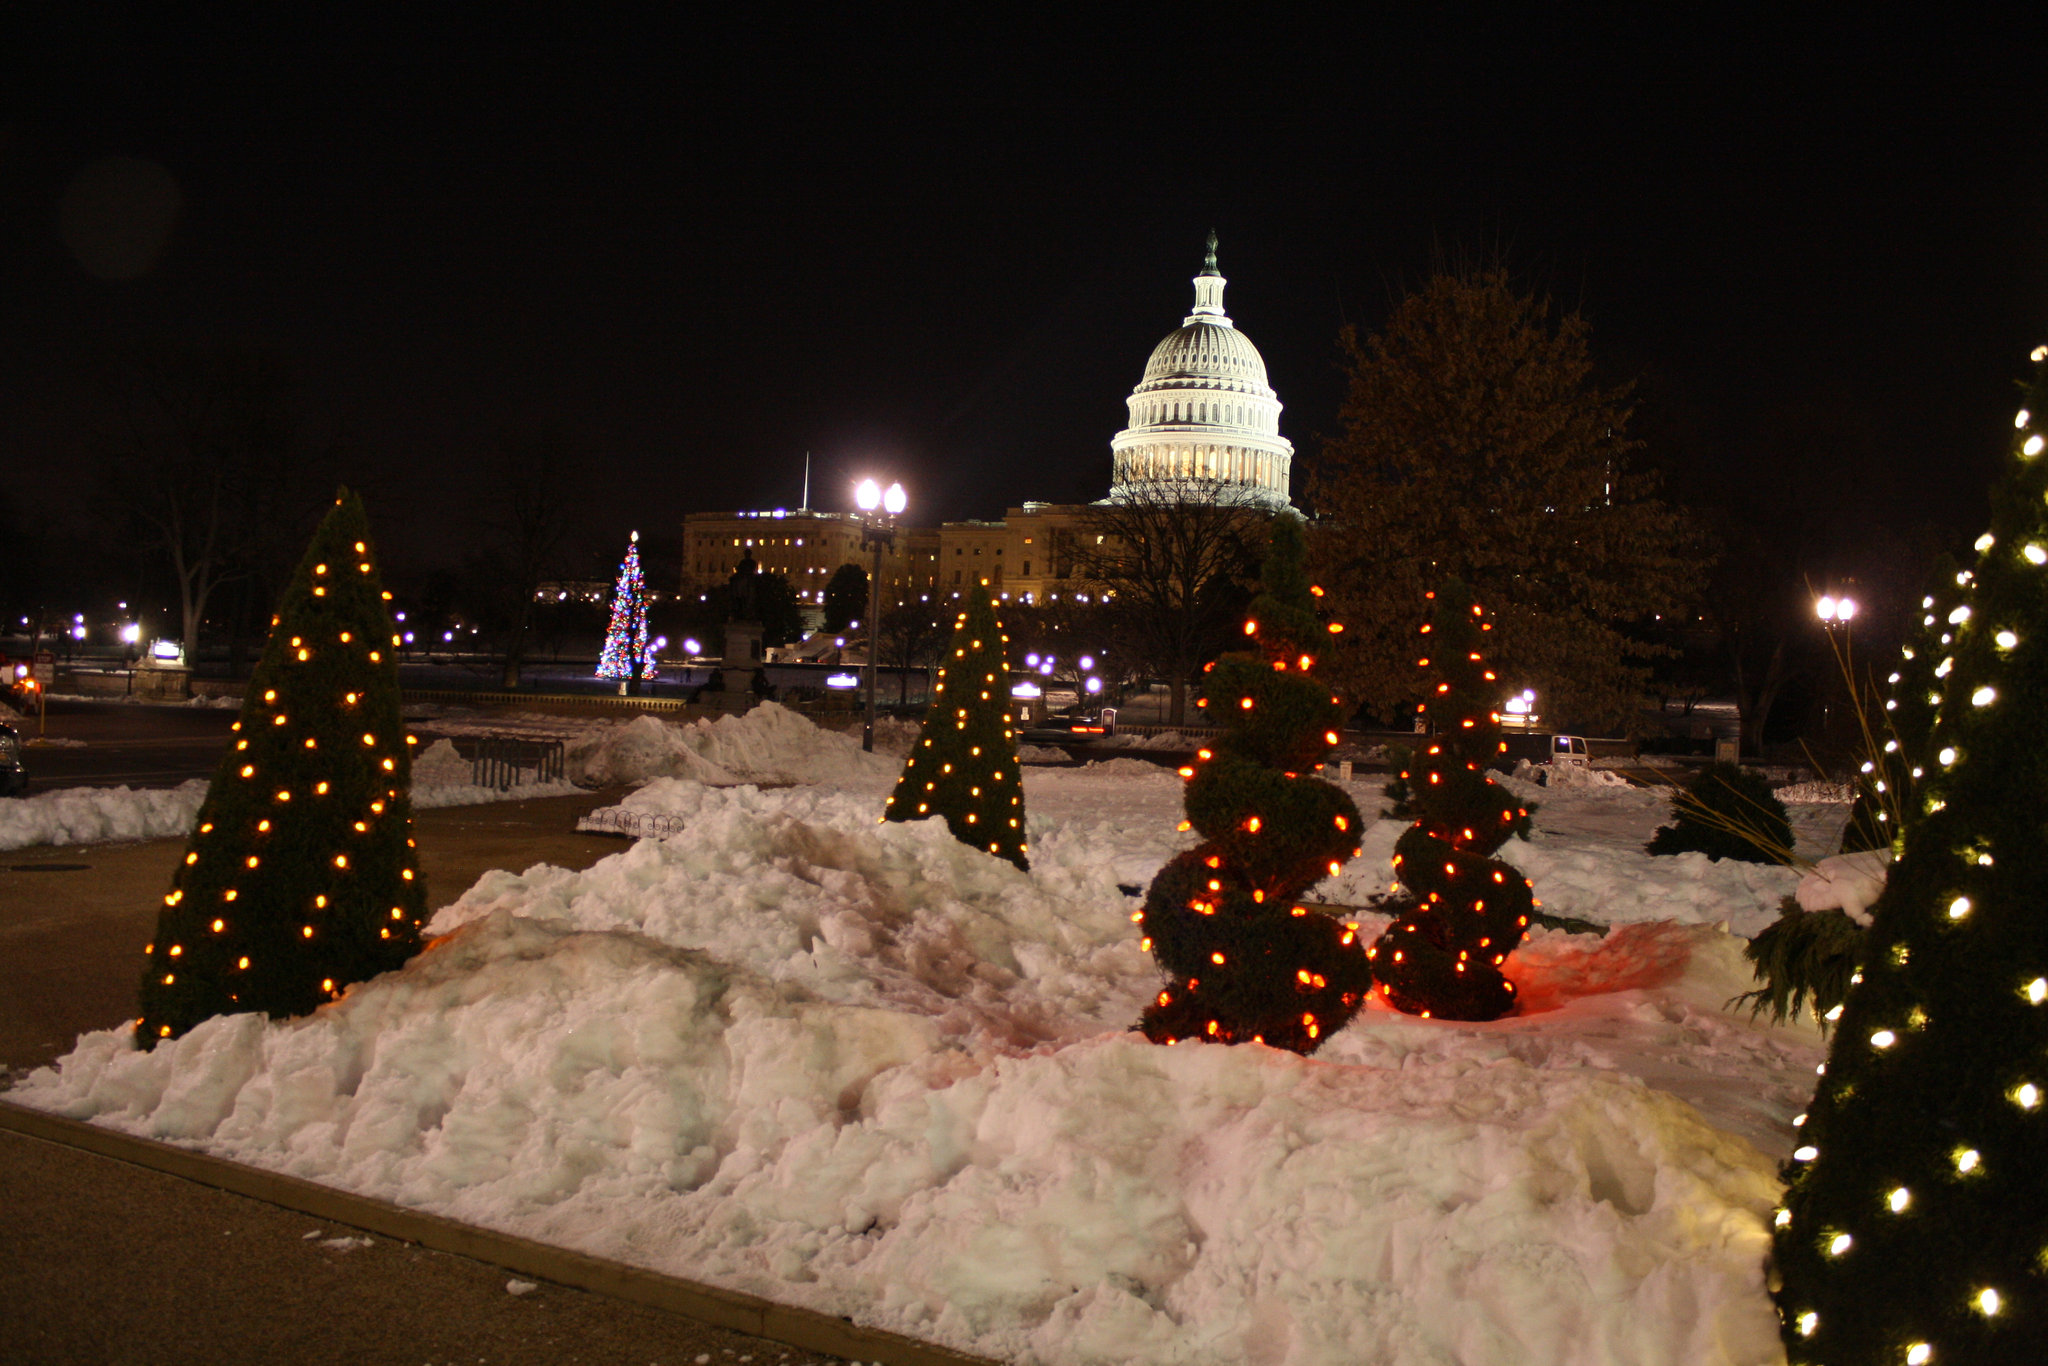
<box><xmin>12</xmin><ymin>697</ymin><xmax>240</xmax><ymax>789</ymax></box>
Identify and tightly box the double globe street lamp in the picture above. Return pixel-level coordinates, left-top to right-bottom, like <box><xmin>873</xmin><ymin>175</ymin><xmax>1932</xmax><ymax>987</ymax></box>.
<box><xmin>854</xmin><ymin>478</ymin><xmax>906</xmax><ymax>752</ymax></box>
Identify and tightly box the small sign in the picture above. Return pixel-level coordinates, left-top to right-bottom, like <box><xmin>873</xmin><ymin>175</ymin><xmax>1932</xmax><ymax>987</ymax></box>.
<box><xmin>1714</xmin><ymin>737</ymin><xmax>1740</xmax><ymax>765</ymax></box>
<box><xmin>31</xmin><ymin>651</ymin><xmax>54</xmax><ymax>685</ymax></box>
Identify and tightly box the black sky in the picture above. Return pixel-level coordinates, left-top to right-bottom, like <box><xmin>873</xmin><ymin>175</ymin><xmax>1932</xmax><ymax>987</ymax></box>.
<box><xmin>5</xmin><ymin>7</ymin><xmax>2046</xmax><ymax>585</ymax></box>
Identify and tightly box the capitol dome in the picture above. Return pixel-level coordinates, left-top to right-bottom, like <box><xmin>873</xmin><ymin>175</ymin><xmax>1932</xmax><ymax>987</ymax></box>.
<box><xmin>1109</xmin><ymin>233</ymin><xmax>1294</xmax><ymax>509</ymax></box>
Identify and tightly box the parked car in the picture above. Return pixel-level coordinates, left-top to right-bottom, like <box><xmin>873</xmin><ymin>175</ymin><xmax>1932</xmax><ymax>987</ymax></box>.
<box><xmin>0</xmin><ymin>722</ymin><xmax>26</xmax><ymax>797</ymax></box>
<box><xmin>1020</xmin><ymin>711</ymin><xmax>1112</xmax><ymax>745</ymax></box>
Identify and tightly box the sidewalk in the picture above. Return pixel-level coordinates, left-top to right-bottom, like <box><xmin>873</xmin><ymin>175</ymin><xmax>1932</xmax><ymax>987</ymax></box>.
<box><xmin>0</xmin><ymin>792</ymin><xmax>892</xmax><ymax>1366</ymax></box>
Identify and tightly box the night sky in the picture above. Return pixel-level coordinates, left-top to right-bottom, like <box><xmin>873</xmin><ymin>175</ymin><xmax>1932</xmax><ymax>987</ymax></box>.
<box><xmin>5</xmin><ymin>8</ymin><xmax>2046</xmax><ymax>590</ymax></box>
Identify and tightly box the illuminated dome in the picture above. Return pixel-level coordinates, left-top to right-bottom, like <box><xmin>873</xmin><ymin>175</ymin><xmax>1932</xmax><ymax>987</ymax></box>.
<box><xmin>1109</xmin><ymin>233</ymin><xmax>1294</xmax><ymax>509</ymax></box>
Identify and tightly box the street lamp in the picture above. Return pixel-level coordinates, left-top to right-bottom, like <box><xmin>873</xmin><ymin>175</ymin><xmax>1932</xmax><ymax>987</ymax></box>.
<box><xmin>855</xmin><ymin>478</ymin><xmax>906</xmax><ymax>752</ymax></box>
<box><xmin>1814</xmin><ymin>592</ymin><xmax>1860</xmax><ymax>738</ymax></box>
<box><xmin>1816</xmin><ymin>595</ymin><xmax>1858</xmax><ymax>625</ymax></box>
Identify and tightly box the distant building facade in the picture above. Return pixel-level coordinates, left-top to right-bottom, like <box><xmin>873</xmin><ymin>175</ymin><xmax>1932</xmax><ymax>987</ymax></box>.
<box><xmin>681</xmin><ymin>236</ymin><xmax>1290</xmax><ymax>610</ymax></box>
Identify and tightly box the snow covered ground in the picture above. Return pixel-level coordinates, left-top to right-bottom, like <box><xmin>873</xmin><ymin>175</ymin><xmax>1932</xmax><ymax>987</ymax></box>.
<box><xmin>14</xmin><ymin>704</ymin><xmax>1841</xmax><ymax>1365</ymax></box>
<box><xmin>0</xmin><ymin>737</ymin><xmax>578</xmax><ymax>853</ymax></box>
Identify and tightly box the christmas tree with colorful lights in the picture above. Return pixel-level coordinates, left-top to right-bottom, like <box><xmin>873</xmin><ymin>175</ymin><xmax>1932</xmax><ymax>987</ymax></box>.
<box><xmin>136</xmin><ymin>489</ymin><xmax>426</xmax><ymax>1046</ymax></box>
<box><xmin>883</xmin><ymin>583</ymin><xmax>1028</xmax><ymax>870</ymax></box>
<box><xmin>1771</xmin><ymin>351</ymin><xmax>2048</xmax><ymax>1364</ymax></box>
<box><xmin>596</xmin><ymin>530</ymin><xmax>655</xmax><ymax>693</ymax></box>
<box><xmin>1136</xmin><ymin>516</ymin><xmax>1372</xmax><ymax>1055</ymax></box>
<box><xmin>1368</xmin><ymin>581</ymin><xmax>1535</xmax><ymax>1022</ymax></box>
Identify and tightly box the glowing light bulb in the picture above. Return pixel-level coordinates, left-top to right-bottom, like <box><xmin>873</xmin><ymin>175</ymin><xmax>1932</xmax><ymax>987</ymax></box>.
<box><xmin>1973</xmin><ymin>685</ymin><xmax>1996</xmax><ymax>706</ymax></box>
<box><xmin>1978</xmin><ymin>1288</ymin><xmax>2001</xmax><ymax>1316</ymax></box>
<box><xmin>2027</xmin><ymin>435</ymin><xmax>2045</xmax><ymax>457</ymax></box>
<box><xmin>1871</xmin><ymin>1029</ymin><xmax>1897</xmax><ymax>1049</ymax></box>
<box><xmin>2028</xmin><ymin>544</ymin><xmax>2048</xmax><ymax>565</ymax></box>
<box><xmin>1888</xmin><ymin>1187</ymin><xmax>1910</xmax><ymax>1212</ymax></box>
<box><xmin>2014</xmin><ymin>1082</ymin><xmax>2040</xmax><ymax>1109</ymax></box>
<box><xmin>2028</xmin><ymin>978</ymin><xmax>2047</xmax><ymax>1004</ymax></box>
<box><xmin>1949</xmin><ymin>897</ymin><xmax>1972</xmax><ymax>920</ymax></box>
<box><xmin>1939</xmin><ymin>747</ymin><xmax>1957</xmax><ymax>765</ymax></box>
<box><xmin>1956</xmin><ymin>1148</ymin><xmax>1981</xmax><ymax>1172</ymax></box>
<box><xmin>1827</xmin><ymin>1233</ymin><xmax>1852</xmax><ymax>1256</ymax></box>
<box><xmin>1906</xmin><ymin>1346</ymin><xmax>1931</xmax><ymax>1365</ymax></box>
<box><xmin>1773</xmin><ymin>1208</ymin><xmax>1791</xmax><ymax>1227</ymax></box>
<box><xmin>1796</xmin><ymin>1312</ymin><xmax>1818</xmax><ymax>1337</ymax></box>
<box><xmin>1793</xmin><ymin>1145</ymin><xmax>1818</xmax><ymax>1161</ymax></box>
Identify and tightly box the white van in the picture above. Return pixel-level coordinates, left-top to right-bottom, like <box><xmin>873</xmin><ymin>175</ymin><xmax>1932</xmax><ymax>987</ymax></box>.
<box><xmin>1549</xmin><ymin>734</ymin><xmax>1591</xmax><ymax>773</ymax></box>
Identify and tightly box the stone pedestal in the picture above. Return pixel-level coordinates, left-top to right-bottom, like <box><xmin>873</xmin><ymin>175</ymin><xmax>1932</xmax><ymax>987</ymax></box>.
<box><xmin>133</xmin><ymin>664</ymin><xmax>191</xmax><ymax>701</ymax></box>
<box><xmin>708</xmin><ymin>620</ymin><xmax>765</xmax><ymax>711</ymax></box>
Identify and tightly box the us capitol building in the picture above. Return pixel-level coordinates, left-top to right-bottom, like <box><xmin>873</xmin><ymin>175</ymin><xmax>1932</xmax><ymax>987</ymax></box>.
<box><xmin>682</xmin><ymin>235</ymin><xmax>1294</xmax><ymax>610</ymax></box>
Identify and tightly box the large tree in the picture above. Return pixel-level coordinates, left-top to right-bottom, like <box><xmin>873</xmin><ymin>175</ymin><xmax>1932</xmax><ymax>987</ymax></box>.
<box><xmin>822</xmin><ymin>562</ymin><xmax>868</xmax><ymax>634</ymax></box>
<box><xmin>1309</xmin><ymin>270</ymin><xmax>1698</xmax><ymax>731</ymax></box>
<box><xmin>95</xmin><ymin>345</ymin><xmax>329</xmax><ymax>662</ymax></box>
<box><xmin>465</xmin><ymin>428</ymin><xmax>580</xmax><ymax>689</ymax></box>
<box><xmin>1078</xmin><ymin>479</ymin><xmax>1267</xmax><ymax>725</ymax></box>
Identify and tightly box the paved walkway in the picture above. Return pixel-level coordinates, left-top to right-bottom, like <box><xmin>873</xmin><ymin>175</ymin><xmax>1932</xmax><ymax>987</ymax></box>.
<box><xmin>0</xmin><ymin>792</ymin><xmax>876</xmax><ymax>1366</ymax></box>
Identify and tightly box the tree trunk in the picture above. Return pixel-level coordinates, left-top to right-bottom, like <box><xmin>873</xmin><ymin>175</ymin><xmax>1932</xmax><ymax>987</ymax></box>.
<box><xmin>1168</xmin><ymin>678</ymin><xmax>1187</xmax><ymax>726</ymax></box>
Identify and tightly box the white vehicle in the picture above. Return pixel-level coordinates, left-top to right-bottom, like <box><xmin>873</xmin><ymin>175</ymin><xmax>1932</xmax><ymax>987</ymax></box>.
<box><xmin>1549</xmin><ymin>734</ymin><xmax>1591</xmax><ymax>772</ymax></box>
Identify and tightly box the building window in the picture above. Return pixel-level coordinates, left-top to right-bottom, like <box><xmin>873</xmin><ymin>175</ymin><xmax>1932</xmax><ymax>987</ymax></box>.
<box><xmin>952</xmin><ymin>570</ymin><xmax>962</xmax><ymax>584</ymax></box>
<box><xmin>1022</xmin><ymin>562</ymin><xmax>1031</xmax><ymax>576</ymax></box>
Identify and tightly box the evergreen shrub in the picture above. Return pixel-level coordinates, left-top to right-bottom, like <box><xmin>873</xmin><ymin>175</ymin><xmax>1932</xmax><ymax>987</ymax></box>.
<box><xmin>1645</xmin><ymin>762</ymin><xmax>1791</xmax><ymax>864</ymax></box>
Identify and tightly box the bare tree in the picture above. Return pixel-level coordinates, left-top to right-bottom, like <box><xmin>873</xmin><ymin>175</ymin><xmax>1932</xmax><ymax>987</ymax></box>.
<box><xmin>878</xmin><ymin>593</ymin><xmax>949</xmax><ymax>705</ymax></box>
<box><xmin>1077</xmin><ymin>479</ymin><xmax>1269</xmax><ymax>724</ymax></box>
<box><xmin>96</xmin><ymin>346</ymin><xmax>323</xmax><ymax>660</ymax></box>
<box><xmin>464</xmin><ymin>429</ymin><xmax>582</xmax><ymax>688</ymax></box>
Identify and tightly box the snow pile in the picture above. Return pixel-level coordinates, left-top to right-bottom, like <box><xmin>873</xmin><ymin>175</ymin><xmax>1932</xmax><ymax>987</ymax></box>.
<box><xmin>0</xmin><ymin>741</ymin><xmax>583</xmax><ymax>852</ymax></box>
<box><xmin>1317</xmin><ymin>774</ymin><xmax>1811</xmax><ymax>937</ymax></box>
<box><xmin>565</xmin><ymin>705</ymin><xmax>899</xmax><ymax>789</ymax></box>
<box><xmin>0</xmin><ymin>779</ymin><xmax>209</xmax><ymax>851</ymax></box>
<box><xmin>1795</xmin><ymin>849</ymin><xmax>1890</xmax><ymax>924</ymax></box>
<box><xmin>407</xmin><ymin>738</ymin><xmax>582</xmax><ymax>809</ymax></box>
<box><xmin>1104</xmin><ymin>729</ymin><xmax>1204</xmax><ymax>750</ymax></box>
<box><xmin>1773</xmin><ymin>780</ymin><xmax>1854</xmax><ymax>804</ymax></box>
<box><xmin>18</xmin><ymin>763</ymin><xmax>1823</xmax><ymax>1365</ymax></box>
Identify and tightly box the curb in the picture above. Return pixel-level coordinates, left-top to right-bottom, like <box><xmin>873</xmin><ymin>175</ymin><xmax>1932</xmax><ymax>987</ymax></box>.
<box><xmin>0</xmin><ymin>1100</ymin><xmax>995</xmax><ymax>1366</ymax></box>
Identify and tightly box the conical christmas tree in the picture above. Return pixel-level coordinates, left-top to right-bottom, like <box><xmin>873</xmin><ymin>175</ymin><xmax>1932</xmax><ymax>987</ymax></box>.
<box><xmin>1368</xmin><ymin>581</ymin><xmax>1535</xmax><ymax>1022</ymax></box>
<box><xmin>1137</xmin><ymin>517</ymin><xmax>1372</xmax><ymax>1055</ymax></box>
<box><xmin>596</xmin><ymin>531</ymin><xmax>655</xmax><ymax>692</ymax></box>
<box><xmin>1840</xmin><ymin>554</ymin><xmax>1964</xmax><ymax>854</ymax></box>
<box><xmin>137</xmin><ymin>489</ymin><xmax>426</xmax><ymax>1046</ymax></box>
<box><xmin>1771</xmin><ymin>353</ymin><xmax>2048</xmax><ymax>1364</ymax></box>
<box><xmin>883</xmin><ymin>584</ymin><xmax>1027</xmax><ymax>869</ymax></box>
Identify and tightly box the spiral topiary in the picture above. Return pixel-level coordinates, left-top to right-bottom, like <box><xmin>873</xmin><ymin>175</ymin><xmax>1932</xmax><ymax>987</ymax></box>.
<box><xmin>1136</xmin><ymin>517</ymin><xmax>1372</xmax><ymax>1054</ymax></box>
<box><xmin>1368</xmin><ymin>580</ymin><xmax>1536</xmax><ymax>1022</ymax></box>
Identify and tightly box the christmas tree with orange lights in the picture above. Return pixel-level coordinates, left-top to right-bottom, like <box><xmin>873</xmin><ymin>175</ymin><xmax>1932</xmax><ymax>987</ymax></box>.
<box><xmin>1368</xmin><ymin>580</ymin><xmax>1534</xmax><ymax>1022</ymax></box>
<box><xmin>1770</xmin><ymin>350</ymin><xmax>2048</xmax><ymax>1364</ymax></box>
<box><xmin>883</xmin><ymin>583</ymin><xmax>1028</xmax><ymax>870</ymax></box>
<box><xmin>1137</xmin><ymin>517</ymin><xmax>1371</xmax><ymax>1054</ymax></box>
<box><xmin>136</xmin><ymin>489</ymin><xmax>426</xmax><ymax>1045</ymax></box>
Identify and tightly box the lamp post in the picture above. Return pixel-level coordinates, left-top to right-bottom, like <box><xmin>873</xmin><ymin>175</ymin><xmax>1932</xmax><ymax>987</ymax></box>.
<box><xmin>1815</xmin><ymin>592</ymin><xmax>1859</xmax><ymax>737</ymax></box>
<box><xmin>855</xmin><ymin>478</ymin><xmax>905</xmax><ymax>752</ymax></box>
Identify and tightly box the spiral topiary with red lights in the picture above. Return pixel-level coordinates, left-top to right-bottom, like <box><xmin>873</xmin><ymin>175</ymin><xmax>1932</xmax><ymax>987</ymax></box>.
<box><xmin>1368</xmin><ymin>580</ymin><xmax>1534</xmax><ymax>1022</ymax></box>
<box><xmin>1136</xmin><ymin>516</ymin><xmax>1372</xmax><ymax>1054</ymax></box>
